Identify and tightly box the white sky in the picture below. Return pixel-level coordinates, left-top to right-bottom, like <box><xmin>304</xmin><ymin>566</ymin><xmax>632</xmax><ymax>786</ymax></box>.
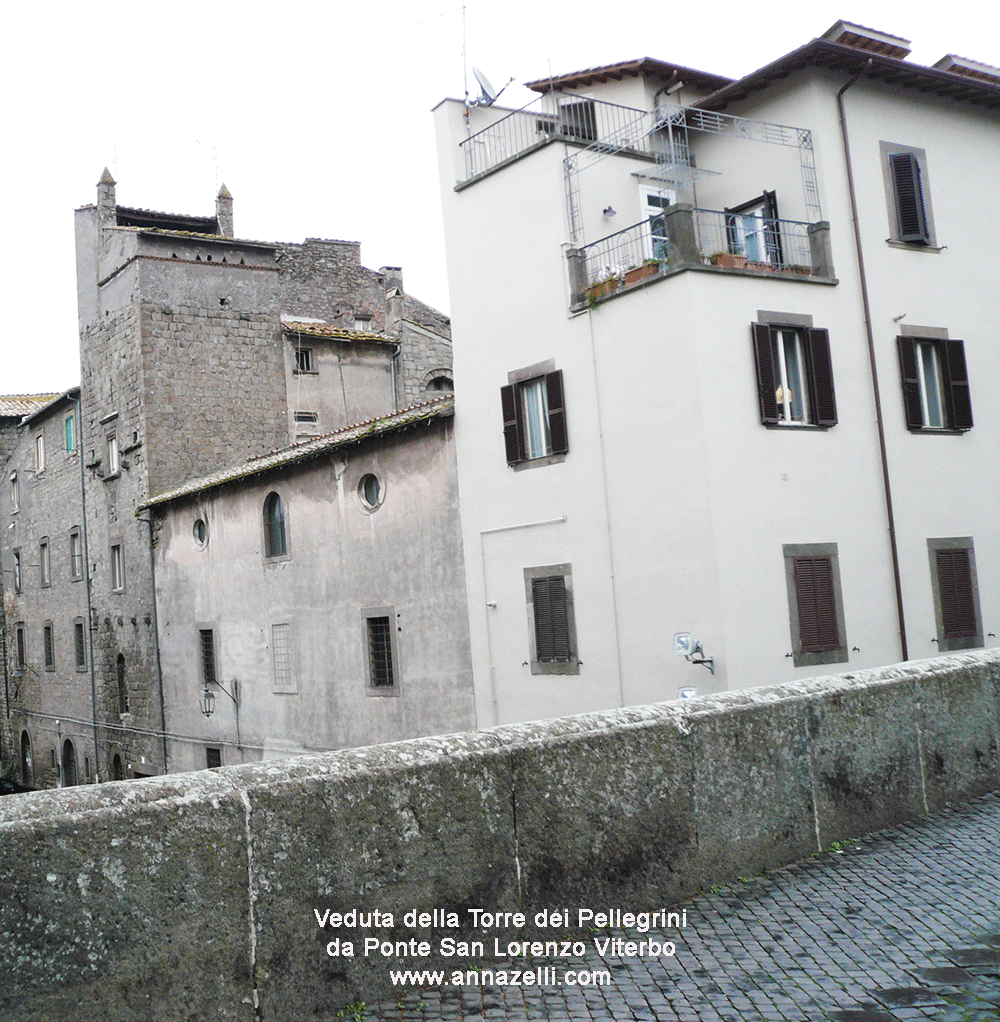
<box><xmin>2</xmin><ymin>2</ymin><xmax>996</xmax><ymax>395</ymax></box>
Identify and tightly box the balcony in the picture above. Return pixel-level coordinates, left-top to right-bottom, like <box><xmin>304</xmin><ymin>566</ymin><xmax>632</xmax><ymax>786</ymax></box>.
<box><xmin>459</xmin><ymin>93</ymin><xmax>658</xmax><ymax>184</ymax></box>
<box><xmin>568</xmin><ymin>204</ymin><xmax>835</xmax><ymax>309</ymax></box>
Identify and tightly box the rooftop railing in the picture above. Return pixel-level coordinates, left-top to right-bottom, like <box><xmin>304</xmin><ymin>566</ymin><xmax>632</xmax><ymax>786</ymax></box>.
<box><xmin>459</xmin><ymin>94</ymin><xmax>654</xmax><ymax>181</ymax></box>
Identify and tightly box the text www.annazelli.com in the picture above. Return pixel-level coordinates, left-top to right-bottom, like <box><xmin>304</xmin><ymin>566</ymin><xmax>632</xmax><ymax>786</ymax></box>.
<box><xmin>390</xmin><ymin>967</ymin><xmax>612</xmax><ymax>988</ymax></box>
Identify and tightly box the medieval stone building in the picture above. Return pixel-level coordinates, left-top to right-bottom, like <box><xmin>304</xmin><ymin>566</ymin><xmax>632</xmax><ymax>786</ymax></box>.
<box><xmin>1</xmin><ymin>173</ymin><xmax>468</xmax><ymax>787</ymax></box>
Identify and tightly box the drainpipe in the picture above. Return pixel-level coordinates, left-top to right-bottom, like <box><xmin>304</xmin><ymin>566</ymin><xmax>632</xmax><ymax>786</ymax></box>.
<box><xmin>71</xmin><ymin>393</ymin><xmax>102</xmax><ymax>781</ymax></box>
<box><xmin>838</xmin><ymin>60</ymin><xmax>908</xmax><ymax>662</ymax></box>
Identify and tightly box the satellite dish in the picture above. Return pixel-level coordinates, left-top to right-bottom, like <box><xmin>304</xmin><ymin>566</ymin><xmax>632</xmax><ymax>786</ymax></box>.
<box><xmin>470</xmin><ymin>66</ymin><xmax>513</xmax><ymax>107</ymax></box>
<box><xmin>473</xmin><ymin>67</ymin><xmax>498</xmax><ymax>104</ymax></box>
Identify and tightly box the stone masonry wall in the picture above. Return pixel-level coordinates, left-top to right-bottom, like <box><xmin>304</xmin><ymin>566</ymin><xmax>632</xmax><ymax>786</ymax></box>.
<box><xmin>0</xmin><ymin>651</ymin><xmax>997</xmax><ymax>1021</ymax></box>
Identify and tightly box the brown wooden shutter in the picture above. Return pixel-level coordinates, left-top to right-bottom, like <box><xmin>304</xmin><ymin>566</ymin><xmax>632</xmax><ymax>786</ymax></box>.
<box><xmin>752</xmin><ymin>324</ymin><xmax>780</xmax><ymax>424</ymax></box>
<box><xmin>763</xmin><ymin>190</ymin><xmax>783</xmax><ymax>265</ymax></box>
<box><xmin>936</xmin><ymin>549</ymin><xmax>977</xmax><ymax>638</ymax></box>
<box><xmin>805</xmin><ymin>328</ymin><xmax>837</xmax><ymax>426</ymax></box>
<box><xmin>545</xmin><ymin>370</ymin><xmax>568</xmax><ymax>455</ymax></box>
<box><xmin>794</xmin><ymin>556</ymin><xmax>840</xmax><ymax>652</ymax></box>
<box><xmin>896</xmin><ymin>336</ymin><xmax>924</xmax><ymax>428</ymax></box>
<box><xmin>890</xmin><ymin>152</ymin><xmax>929</xmax><ymax>244</ymax></box>
<box><xmin>500</xmin><ymin>384</ymin><xmax>523</xmax><ymax>464</ymax></box>
<box><xmin>532</xmin><ymin>576</ymin><xmax>571</xmax><ymax>662</ymax></box>
<box><xmin>942</xmin><ymin>339</ymin><xmax>973</xmax><ymax>430</ymax></box>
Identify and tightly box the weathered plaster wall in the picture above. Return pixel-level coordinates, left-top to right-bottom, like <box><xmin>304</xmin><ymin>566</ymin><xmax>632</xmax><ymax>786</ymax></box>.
<box><xmin>1</xmin><ymin>651</ymin><xmax>997</xmax><ymax>1021</ymax></box>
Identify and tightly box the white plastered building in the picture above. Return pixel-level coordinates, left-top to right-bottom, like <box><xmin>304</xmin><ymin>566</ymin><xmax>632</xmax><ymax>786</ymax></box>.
<box><xmin>434</xmin><ymin>23</ymin><xmax>1000</xmax><ymax>726</ymax></box>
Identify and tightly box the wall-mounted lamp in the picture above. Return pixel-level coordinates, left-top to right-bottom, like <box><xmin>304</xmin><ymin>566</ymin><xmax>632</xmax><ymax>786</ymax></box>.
<box><xmin>602</xmin><ymin>206</ymin><xmax>617</xmax><ymax>217</ymax></box>
<box><xmin>673</xmin><ymin>633</ymin><xmax>714</xmax><ymax>674</ymax></box>
<box><xmin>199</xmin><ymin>678</ymin><xmax>238</xmax><ymax>718</ymax></box>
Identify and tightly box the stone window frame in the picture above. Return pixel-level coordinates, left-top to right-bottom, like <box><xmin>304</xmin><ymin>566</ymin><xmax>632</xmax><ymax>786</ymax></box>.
<box><xmin>43</xmin><ymin>620</ymin><xmax>55</xmax><ymax>671</ymax></box>
<box><xmin>198</xmin><ymin>625</ymin><xmax>220</xmax><ymax>688</ymax></box>
<box><xmin>524</xmin><ymin>563</ymin><xmax>580</xmax><ymax>676</ymax></box>
<box><xmin>13</xmin><ymin>548</ymin><xmax>22</xmax><ymax>593</ymax></box>
<box><xmin>39</xmin><ymin>537</ymin><xmax>51</xmax><ymax>588</ymax></box>
<box><xmin>501</xmin><ymin>359</ymin><xmax>569</xmax><ymax>472</ymax></box>
<box><xmin>14</xmin><ymin>621</ymin><xmax>27</xmax><ymax>672</ymax></box>
<box><xmin>362</xmin><ymin>605</ymin><xmax>401</xmax><ymax>697</ymax></box>
<box><xmin>34</xmin><ymin>431</ymin><xmax>46</xmax><ymax>475</ymax></box>
<box><xmin>74</xmin><ymin>617</ymin><xmax>88</xmax><ymax>671</ymax></box>
<box><xmin>782</xmin><ymin>542</ymin><xmax>849</xmax><ymax>668</ymax></box>
<box><xmin>927</xmin><ymin>537</ymin><xmax>983</xmax><ymax>652</ymax></box>
<box><xmin>10</xmin><ymin>470</ymin><xmax>18</xmax><ymax>512</ymax></box>
<box><xmin>262</xmin><ymin>490</ymin><xmax>291</xmax><ymax>563</ymax></box>
<box><xmin>110</xmin><ymin>540</ymin><xmax>125</xmax><ymax>593</ymax></box>
<box><xmin>69</xmin><ymin>527</ymin><xmax>84</xmax><ymax>581</ymax></box>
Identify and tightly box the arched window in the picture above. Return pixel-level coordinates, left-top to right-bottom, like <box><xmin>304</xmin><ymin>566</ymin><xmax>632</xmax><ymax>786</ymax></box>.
<box><xmin>425</xmin><ymin>375</ymin><xmax>453</xmax><ymax>394</ymax></box>
<box><xmin>112</xmin><ymin>754</ymin><xmax>125</xmax><ymax>781</ymax></box>
<box><xmin>263</xmin><ymin>492</ymin><xmax>287</xmax><ymax>558</ymax></box>
<box><xmin>20</xmin><ymin>731</ymin><xmax>33</xmax><ymax>787</ymax></box>
<box><xmin>117</xmin><ymin>654</ymin><xmax>129</xmax><ymax>714</ymax></box>
<box><xmin>62</xmin><ymin>739</ymin><xmax>78</xmax><ymax>787</ymax></box>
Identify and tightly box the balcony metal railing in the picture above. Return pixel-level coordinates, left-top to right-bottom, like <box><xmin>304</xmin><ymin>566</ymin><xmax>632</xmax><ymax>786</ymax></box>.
<box><xmin>572</xmin><ymin>206</ymin><xmax>829</xmax><ymax>307</ymax></box>
<box><xmin>692</xmin><ymin>208</ymin><xmax>814</xmax><ymax>273</ymax></box>
<box><xmin>459</xmin><ymin>94</ymin><xmax>655</xmax><ymax>181</ymax></box>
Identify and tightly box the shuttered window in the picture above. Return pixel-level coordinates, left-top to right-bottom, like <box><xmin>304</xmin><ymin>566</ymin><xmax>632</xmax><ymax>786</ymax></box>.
<box><xmin>896</xmin><ymin>337</ymin><xmax>973</xmax><ymax>431</ymax></box>
<box><xmin>794</xmin><ymin>557</ymin><xmax>840</xmax><ymax>652</ymax></box>
<box><xmin>752</xmin><ymin>324</ymin><xmax>837</xmax><ymax>427</ymax></box>
<box><xmin>531</xmin><ymin>577</ymin><xmax>572</xmax><ymax>663</ymax></box>
<box><xmin>500</xmin><ymin>369</ymin><xmax>568</xmax><ymax>465</ymax></box>
<box><xmin>889</xmin><ymin>152</ymin><xmax>930</xmax><ymax>245</ymax></box>
<box><xmin>935</xmin><ymin>549</ymin><xmax>977</xmax><ymax>639</ymax></box>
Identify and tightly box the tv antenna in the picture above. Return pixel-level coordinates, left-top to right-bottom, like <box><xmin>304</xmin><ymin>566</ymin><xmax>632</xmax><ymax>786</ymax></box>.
<box><xmin>470</xmin><ymin>66</ymin><xmax>513</xmax><ymax>107</ymax></box>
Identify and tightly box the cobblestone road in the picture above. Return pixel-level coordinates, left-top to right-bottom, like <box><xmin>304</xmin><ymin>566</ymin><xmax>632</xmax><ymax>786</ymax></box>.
<box><xmin>360</xmin><ymin>792</ymin><xmax>1000</xmax><ymax>1022</ymax></box>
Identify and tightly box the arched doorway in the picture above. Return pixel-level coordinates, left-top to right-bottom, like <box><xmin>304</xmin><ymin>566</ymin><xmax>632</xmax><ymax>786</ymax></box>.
<box><xmin>61</xmin><ymin>739</ymin><xmax>78</xmax><ymax>787</ymax></box>
<box><xmin>112</xmin><ymin>753</ymin><xmax>125</xmax><ymax>781</ymax></box>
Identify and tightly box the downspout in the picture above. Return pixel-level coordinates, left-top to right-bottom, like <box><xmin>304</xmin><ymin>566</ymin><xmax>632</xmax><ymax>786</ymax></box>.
<box><xmin>838</xmin><ymin>60</ymin><xmax>908</xmax><ymax>662</ymax></box>
<box><xmin>144</xmin><ymin>515</ymin><xmax>170</xmax><ymax>773</ymax></box>
<box><xmin>72</xmin><ymin>393</ymin><xmax>102</xmax><ymax>781</ymax></box>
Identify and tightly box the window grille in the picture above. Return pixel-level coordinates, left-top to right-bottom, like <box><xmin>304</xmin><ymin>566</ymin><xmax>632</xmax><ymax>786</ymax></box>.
<box><xmin>272</xmin><ymin>623</ymin><xmax>294</xmax><ymax>691</ymax></box>
<box><xmin>367</xmin><ymin>617</ymin><xmax>395</xmax><ymax>687</ymax></box>
<box><xmin>199</xmin><ymin>629</ymin><xmax>217</xmax><ymax>686</ymax></box>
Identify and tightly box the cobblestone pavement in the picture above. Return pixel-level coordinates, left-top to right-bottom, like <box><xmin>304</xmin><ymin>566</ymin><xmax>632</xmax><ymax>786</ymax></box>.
<box><xmin>360</xmin><ymin>792</ymin><xmax>1000</xmax><ymax>1021</ymax></box>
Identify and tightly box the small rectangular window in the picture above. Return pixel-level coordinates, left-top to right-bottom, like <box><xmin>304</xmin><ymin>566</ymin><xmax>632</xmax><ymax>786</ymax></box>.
<box><xmin>206</xmin><ymin>747</ymin><xmax>222</xmax><ymax>769</ymax></box>
<box><xmin>294</xmin><ymin>348</ymin><xmax>313</xmax><ymax>373</ymax></box>
<box><xmin>65</xmin><ymin>415</ymin><xmax>76</xmax><ymax>453</ymax></box>
<box><xmin>271</xmin><ymin>623</ymin><xmax>296</xmax><ymax>693</ymax></box>
<box><xmin>70</xmin><ymin>529</ymin><xmax>83</xmax><ymax>580</ymax></box>
<box><xmin>35</xmin><ymin>433</ymin><xmax>45</xmax><ymax>473</ymax></box>
<box><xmin>367</xmin><ymin>617</ymin><xmax>395</xmax><ymax>688</ymax></box>
<box><xmin>783</xmin><ymin>543</ymin><xmax>848</xmax><ymax>668</ymax></box>
<box><xmin>928</xmin><ymin>538</ymin><xmax>982</xmax><ymax>652</ymax></box>
<box><xmin>199</xmin><ymin>629</ymin><xmax>217</xmax><ymax>686</ymax></box>
<box><xmin>9</xmin><ymin>471</ymin><xmax>18</xmax><ymax>511</ymax></box>
<box><xmin>501</xmin><ymin>368</ymin><xmax>569</xmax><ymax>467</ymax></box>
<box><xmin>293</xmin><ymin>411</ymin><xmax>318</xmax><ymax>424</ymax></box>
<box><xmin>106</xmin><ymin>433</ymin><xmax>119</xmax><ymax>476</ymax></box>
<box><xmin>39</xmin><ymin>540</ymin><xmax>50</xmax><ymax>587</ymax></box>
<box><xmin>354</xmin><ymin>316</ymin><xmax>373</xmax><ymax>333</ymax></box>
<box><xmin>110</xmin><ymin>544</ymin><xmax>124</xmax><ymax>592</ymax></box>
<box><xmin>74</xmin><ymin>619</ymin><xmax>87</xmax><ymax>669</ymax></box>
<box><xmin>897</xmin><ymin>336</ymin><xmax>973</xmax><ymax>431</ymax></box>
<box><xmin>15</xmin><ymin>623</ymin><xmax>26</xmax><ymax>671</ymax></box>
<box><xmin>524</xmin><ymin>564</ymin><xmax>579</xmax><ymax>675</ymax></box>
<box><xmin>43</xmin><ymin>622</ymin><xmax>55</xmax><ymax>670</ymax></box>
<box><xmin>752</xmin><ymin>323</ymin><xmax>837</xmax><ymax>427</ymax></box>
<box><xmin>13</xmin><ymin>549</ymin><xmax>21</xmax><ymax>593</ymax></box>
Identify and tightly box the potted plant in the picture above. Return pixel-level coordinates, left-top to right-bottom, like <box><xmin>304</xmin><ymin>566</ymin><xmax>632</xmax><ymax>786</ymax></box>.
<box><xmin>623</xmin><ymin>258</ymin><xmax>663</xmax><ymax>286</ymax></box>
<box><xmin>585</xmin><ymin>274</ymin><xmax>620</xmax><ymax>303</ymax></box>
<box><xmin>709</xmin><ymin>251</ymin><xmax>747</xmax><ymax>269</ymax></box>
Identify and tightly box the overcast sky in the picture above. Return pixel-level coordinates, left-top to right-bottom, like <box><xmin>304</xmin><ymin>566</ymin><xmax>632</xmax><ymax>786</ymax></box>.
<box><xmin>2</xmin><ymin>2</ymin><xmax>996</xmax><ymax>395</ymax></box>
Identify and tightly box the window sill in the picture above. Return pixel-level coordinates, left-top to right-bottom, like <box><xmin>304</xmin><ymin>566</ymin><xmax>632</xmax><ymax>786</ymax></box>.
<box><xmin>886</xmin><ymin>240</ymin><xmax>943</xmax><ymax>252</ymax></box>
<box><xmin>530</xmin><ymin>660</ymin><xmax>581</xmax><ymax>675</ymax></box>
<box><xmin>366</xmin><ymin>686</ymin><xmax>400</xmax><ymax>698</ymax></box>
<box><xmin>906</xmin><ymin>427</ymin><xmax>968</xmax><ymax>435</ymax></box>
<box><xmin>764</xmin><ymin>423</ymin><xmax>831</xmax><ymax>431</ymax></box>
<box><xmin>263</xmin><ymin>554</ymin><xmax>292</xmax><ymax>565</ymax></box>
<box><xmin>510</xmin><ymin>453</ymin><xmax>567</xmax><ymax>472</ymax></box>
<box><xmin>104</xmin><ymin>472</ymin><xmax>121</xmax><ymax>482</ymax></box>
<box><xmin>792</xmin><ymin>647</ymin><xmax>848</xmax><ymax>669</ymax></box>
<box><xmin>292</xmin><ymin>370</ymin><xmax>319</xmax><ymax>376</ymax></box>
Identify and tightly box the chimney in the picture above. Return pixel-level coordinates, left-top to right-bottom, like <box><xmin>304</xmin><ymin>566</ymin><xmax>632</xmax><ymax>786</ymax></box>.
<box><xmin>97</xmin><ymin>167</ymin><xmax>117</xmax><ymax>227</ymax></box>
<box><xmin>821</xmin><ymin>21</ymin><xmax>911</xmax><ymax>59</ymax></box>
<box><xmin>216</xmin><ymin>184</ymin><xmax>234</xmax><ymax>237</ymax></box>
<box><xmin>932</xmin><ymin>54</ymin><xmax>1000</xmax><ymax>85</ymax></box>
<box><xmin>379</xmin><ymin>265</ymin><xmax>404</xmax><ymax>294</ymax></box>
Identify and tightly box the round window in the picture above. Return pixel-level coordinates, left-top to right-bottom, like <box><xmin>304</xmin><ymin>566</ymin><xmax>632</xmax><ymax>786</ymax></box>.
<box><xmin>359</xmin><ymin>473</ymin><xmax>382</xmax><ymax>510</ymax></box>
<box><xmin>193</xmin><ymin>518</ymin><xmax>208</xmax><ymax>547</ymax></box>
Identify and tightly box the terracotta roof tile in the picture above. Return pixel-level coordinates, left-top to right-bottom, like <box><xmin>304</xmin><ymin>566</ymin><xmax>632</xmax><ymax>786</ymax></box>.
<box><xmin>139</xmin><ymin>397</ymin><xmax>454</xmax><ymax>511</ymax></box>
<box><xmin>281</xmin><ymin>320</ymin><xmax>393</xmax><ymax>343</ymax></box>
<box><xmin>0</xmin><ymin>394</ymin><xmax>61</xmax><ymax>418</ymax></box>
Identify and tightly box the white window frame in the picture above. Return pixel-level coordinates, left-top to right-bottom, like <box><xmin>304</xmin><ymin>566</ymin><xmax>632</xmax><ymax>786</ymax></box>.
<box><xmin>640</xmin><ymin>186</ymin><xmax>675</xmax><ymax>262</ymax></box>
<box><xmin>39</xmin><ymin>539</ymin><xmax>50</xmax><ymax>587</ymax></box>
<box><xmin>106</xmin><ymin>432</ymin><xmax>120</xmax><ymax>476</ymax></box>
<box><xmin>520</xmin><ymin>378</ymin><xmax>552</xmax><ymax>459</ymax></box>
<box><xmin>10</xmin><ymin>471</ymin><xmax>18</xmax><ymax>511</ymax></box>
<box><xmin>914</xmin><ymin>340</ymin><xmax>945</xmax><ymax>429</ymax></box>
<box><xmin>35</xmin><ymin>432</ymin><xmax>45</xmax><ymax>473</ymax></box>
<box><xmin>772</xmin><ymin>328</ymin><xmax>811</xmax><ymax>425</ymax></box>
<box><xmin>110</xmin><ymin>543</ymin><xmax>124</xmax><ymax>592</ymax></box>
<box><xmin>70</xmin><ymin>528</ymin><xmax>83</xmax><ymax>580</ymax></box>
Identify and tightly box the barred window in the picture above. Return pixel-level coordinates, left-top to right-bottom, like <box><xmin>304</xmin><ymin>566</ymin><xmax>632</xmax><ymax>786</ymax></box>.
<box><xmin>200</xmin><ymin>629</ymin><xmax>217</xmax><ymax>686</ymax></box>
<box><xmin>74</xmin><ymin>619</ymin><xmax>87</xmax><ymax>669</ymax></box>
<box><xmin>272</xmin><ymin>623</ymin><xmax>295</xmax><ymax>693</ymax></box>
<box><xmin>43</xmin><ymin>622</ymin><xmax>55</xmax><ymax>670</ymax></box>
<box><xmin>367</xmin><ymin>617</ymin><xmax>395</xmax><ymax>688</ymax></box>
